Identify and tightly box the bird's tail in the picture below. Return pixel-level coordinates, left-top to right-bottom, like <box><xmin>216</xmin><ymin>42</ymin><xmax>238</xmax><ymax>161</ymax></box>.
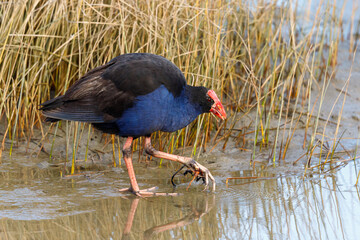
<box><xmin>40</xmin><ymin>95</ymin><xmax>104</xmax><ymax>123</ymax></box>
<box><xmin>40</xmin><ymin>95</ymin><xmax>65</xmax><ymax>122</ymax></box>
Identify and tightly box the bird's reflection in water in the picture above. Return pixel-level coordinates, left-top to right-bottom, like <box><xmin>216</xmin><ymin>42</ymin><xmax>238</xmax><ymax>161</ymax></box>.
<box><xmin>121</xmin><ymin>194</ymin><xmax>216</xmax><ymax>240</ymax></box>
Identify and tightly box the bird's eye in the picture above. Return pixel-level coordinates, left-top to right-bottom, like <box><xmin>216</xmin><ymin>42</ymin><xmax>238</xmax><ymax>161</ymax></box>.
<box><xmin>206</xmin><ymin>95</ymin><xmax>212</xmax><ymax>102</ymax></box>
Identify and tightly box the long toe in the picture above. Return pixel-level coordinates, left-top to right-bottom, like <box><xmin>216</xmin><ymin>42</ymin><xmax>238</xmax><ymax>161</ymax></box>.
<box><xmin>187</xmin><ymin>160</ymin><xmax>216</xmax><ymax>192</ymax></box>
<box><xmin>119</xmin><ymin>186</ymin><xmax>181</xmax><ymax>197</ymax></box>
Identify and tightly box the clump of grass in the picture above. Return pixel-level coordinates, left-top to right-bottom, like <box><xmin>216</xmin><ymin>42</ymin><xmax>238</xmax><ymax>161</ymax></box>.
<box><xmin>0</xmin><ymin>0</ymin><xmax>348</xmax><ymax>168</ymax></box>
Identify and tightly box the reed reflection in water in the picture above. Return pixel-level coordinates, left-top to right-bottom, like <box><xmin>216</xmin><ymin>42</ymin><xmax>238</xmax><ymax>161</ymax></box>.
<box><xmin>0</xmin><ymin>155</ymin><xmax>359</xmax><ymax>239</ymax></box>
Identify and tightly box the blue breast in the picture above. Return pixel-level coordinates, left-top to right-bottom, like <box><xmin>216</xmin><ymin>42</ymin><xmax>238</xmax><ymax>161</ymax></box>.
<box><xmin>115</xmin><ymin>85</ymin><xmax>202</xmax><ymax>137</ymax></box>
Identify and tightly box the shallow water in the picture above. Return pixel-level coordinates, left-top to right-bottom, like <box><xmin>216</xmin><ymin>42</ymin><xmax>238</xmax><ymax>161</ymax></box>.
<box><xmin>0</xmin><ymin>153</ymin><xmax>359</xmax><ymax>240</ymax></box>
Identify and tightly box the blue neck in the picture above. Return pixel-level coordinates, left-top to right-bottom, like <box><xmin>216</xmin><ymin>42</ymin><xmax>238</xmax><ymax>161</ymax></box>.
<box><xmin>115</xmin><ymin>85</ymin><xmax>204</xmax><ymax>137</ymax></box>
<box><xmin>161</xmin><ymin>87</ymin><xmax>203</xmax><ymax>132</ymax></box>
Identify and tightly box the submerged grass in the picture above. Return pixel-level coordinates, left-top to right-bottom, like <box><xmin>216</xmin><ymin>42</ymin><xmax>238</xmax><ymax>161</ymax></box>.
<box><xmin>0</xmin><ymin>0</ymin><xmax>352</xmax><ymax>170</ymax></box>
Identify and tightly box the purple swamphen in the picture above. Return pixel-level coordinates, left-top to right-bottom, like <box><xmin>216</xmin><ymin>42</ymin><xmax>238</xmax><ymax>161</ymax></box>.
<box><xmin>41</xmin><ymin>53</ymin><xmax>227</xmax><ymax>196</ymax></box>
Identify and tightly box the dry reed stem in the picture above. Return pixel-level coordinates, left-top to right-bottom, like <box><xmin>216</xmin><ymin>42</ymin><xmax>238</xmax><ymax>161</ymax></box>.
<box><xmin>0</xmin><ymin>0</ymin><xmax>345</xmax><ymax>169</ymax></box>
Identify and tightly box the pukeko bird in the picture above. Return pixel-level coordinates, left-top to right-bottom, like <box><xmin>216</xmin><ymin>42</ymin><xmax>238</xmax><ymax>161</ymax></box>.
<box><xmin>41</xmin><ymin>53</ymin><xmax>226</xmax><ymax>196</ymax></box>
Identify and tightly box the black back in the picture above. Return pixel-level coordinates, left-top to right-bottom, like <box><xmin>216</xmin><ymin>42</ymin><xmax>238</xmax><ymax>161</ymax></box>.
<box><xmin>41</xmin><ymin>53</ymin><xmax>186</xmax><ymax>125</ymax></box>
<box><xmin>103</xmin><ymin>53</ymin><xmax>185</xmax><ymax>97</ymax></box>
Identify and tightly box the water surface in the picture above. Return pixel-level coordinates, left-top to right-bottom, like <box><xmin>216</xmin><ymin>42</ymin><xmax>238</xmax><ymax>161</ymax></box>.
<box><xmin>0</xmin><ymin>152</ymin><xmax>359</xmax><ymax>240</ymax></box>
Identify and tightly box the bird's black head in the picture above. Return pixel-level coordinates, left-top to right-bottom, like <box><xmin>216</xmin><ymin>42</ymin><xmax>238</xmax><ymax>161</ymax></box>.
<box><xmin>194</xmin><ymin>86</ymin><xmax>213</xmax><ymax>112</ymax></box>
<box><xmin>187</xmin><ymin>86</ymin><xmax>227</xmax><ymax>119</ymax></box>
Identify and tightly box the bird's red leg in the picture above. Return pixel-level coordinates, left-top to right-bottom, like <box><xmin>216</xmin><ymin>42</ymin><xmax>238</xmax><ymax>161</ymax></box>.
<box><xmin>119</xmin><ymin>137</ymin><xmax>179</xmax><ymax>197</ymax></box>
<box><xmin>119</xmin><ymin>137</ymin><xmax>140</xmax><ymax>194</ymax></box>
<box><xmin>144</xmin><ymin>137</ymin><xmax>216</xmax><ymax>191</ymax></box>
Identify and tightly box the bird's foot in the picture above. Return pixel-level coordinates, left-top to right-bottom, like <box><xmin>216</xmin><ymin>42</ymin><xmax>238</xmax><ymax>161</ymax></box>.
<box><xmin>185</xmin><ymin>159</ymin><xmax>216</xmax><ymax>192</ymax></box>
<box><xmin>119</xmin><ymin>186</ymin><xmax>180</xmax><ymax>197</ymax></box>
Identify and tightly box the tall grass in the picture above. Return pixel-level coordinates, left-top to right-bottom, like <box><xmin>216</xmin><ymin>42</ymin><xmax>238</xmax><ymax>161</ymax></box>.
<box><xmin>0</xmin><ymin>0</ymin><xmax>346</xmax><ymax>166</ymax></box>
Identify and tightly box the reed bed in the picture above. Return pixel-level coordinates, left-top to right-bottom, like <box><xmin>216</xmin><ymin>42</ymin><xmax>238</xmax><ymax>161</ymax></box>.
<box><xmin>0</xmin><ymin>0</ymin><xmax>349</xmax><ymax>169</ymax></box>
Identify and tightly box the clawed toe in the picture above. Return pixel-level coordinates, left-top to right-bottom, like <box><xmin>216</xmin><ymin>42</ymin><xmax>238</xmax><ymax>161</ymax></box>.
<box><xmin>171</xmin><ymin>159</ymin><xmax>216</xmax><ymax>192</ymax></box>
<box><xmin>183</xmin><ymin>169</ymin><xmax>205</xmax><ymax>183</ymax></box>
<box><xmin>188</xmin><ymin>160</ymin><xmax>216</xmax><ymax>192</ymax></box>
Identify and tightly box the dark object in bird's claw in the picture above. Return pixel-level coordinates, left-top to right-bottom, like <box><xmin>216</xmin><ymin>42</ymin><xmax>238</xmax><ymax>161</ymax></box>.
<box><xmin>183</xmin><ymin>169</ymin><xmax>194</xmax><ymax>176</ymax></box>
<box><xmin>196</xmin><ymin>176</ymin><xmax>206</xmax><ymax>184</ymax></box>
<box><xmin>171</xmin><ymin>165</ymin><xmax>186</xmax><ymax>187</ymax></box>
<box><xmin>184</xmin><ymin>169</ymin><xmax>206</xmax><ymax>184</ymax></box>
<box><xmin>171</xmin><ymin>165</ymin><xmax>206</xmax><ymax>188</ymax></box>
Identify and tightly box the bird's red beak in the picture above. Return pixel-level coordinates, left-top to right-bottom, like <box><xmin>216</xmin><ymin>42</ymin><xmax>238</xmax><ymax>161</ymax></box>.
<box><xmin>207</xmin><ymin>90</ymin><xmax>227</xmax><ymax>120</ymax></box>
